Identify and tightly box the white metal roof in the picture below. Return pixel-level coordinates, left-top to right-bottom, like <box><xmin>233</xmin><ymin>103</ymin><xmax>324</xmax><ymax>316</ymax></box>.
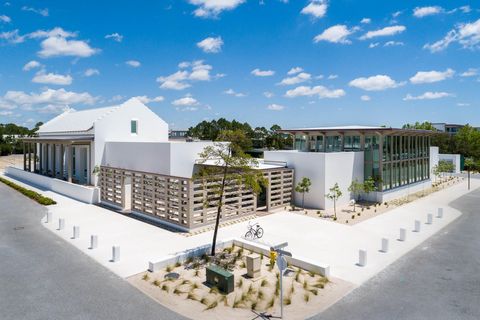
<box><xmin>37</xmin><ymin>105</ymin><xmax>120</xmax><ymax>134</ymax></box>
<box><xmin>197</xmin><ymin>158</ymin><xmax>287</xmax><ymax>170</ymax></box>
<box><xmin>281</xmin><ymin>125</ymin><xmax>385</xmax><ymax>131</ymax></box>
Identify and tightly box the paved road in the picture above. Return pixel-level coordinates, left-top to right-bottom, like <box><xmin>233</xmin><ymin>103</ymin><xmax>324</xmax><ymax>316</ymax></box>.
<box><xmin>0</xmin><ymin>183</ymin><xmax>187</xmax><ymax>320</ymax></box>
<box><xmin>311</xmin><ymin>186</ymin><xmax>480</xmax><ymax>320</ymax></box>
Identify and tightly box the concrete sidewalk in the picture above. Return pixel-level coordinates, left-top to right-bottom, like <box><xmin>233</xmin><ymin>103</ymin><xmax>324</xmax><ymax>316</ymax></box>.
<box><xmin>1</xmin><ymin>173</ymin><xmax>476</xmax><ymax>286</ymax></box>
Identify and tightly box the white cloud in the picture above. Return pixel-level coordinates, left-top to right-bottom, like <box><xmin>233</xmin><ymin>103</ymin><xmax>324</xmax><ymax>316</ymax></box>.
<box><xmin>0</xmin><ymin>110</ymin><xmax>13</xmax><ymax>116</ymax></box>
<box><xmin>327</xmin><ymin>74</ymin><xmax>338</xmax><ymax>79</ymax></box>
<box><xmin>314</xmin><ymin>25</ymin><xmax>353</xmax><ymax>44</ymax></box>
<box><xmin>263</xmin><ymin>91</ymin><xmax>274</xmax><ymax>98</ymax></box>
<box><xmin>461</xmin><ymin>68</ymin><xmax>478</xmax><ymax>77</ymax></box>
<box><xmin>172</xmin><ymin>94</ymin><xmax>199</xmax><ymax>106</ymax></box>
<box><xmin>409</xmin><ymin>68</ymin><xmax>455</xmax><ymax>84</ymax></box>
<box><xmin>361</xmin><ymin>18</ymin><xmax>371</xmax><ymax>24</ymax></box>
<box><xmin>251</xmin><ymin>68</ymin><xmax>275</xmax><ymax>77</ymax></box>
<box><xmin>157</xmin><ymin>70</ymin><xmax>190</xmax><ymax>90</ymax></box>
<box><xmin>32</xmin><ymin>70</ymin><xmax>73</xmax><ymax>85</ymax></box>
<box><xmin>278</xmin><ymin>72</ymin><xmax>311</xmax><ymax>85</ymax></box>
<box><xmin>457</xmin><ymin>102</ymin><xmax>470</xmax><ymax>106</ymax></box>
<box><xmin>384</xmin><ymin>41</ymin><xmax>404</xmax><ymax>47</ymax></box>
<box><xmin>189</xmin><ymin>0</ymin><xmax>245</xmax><ymax>18</ymax></box>
<box><xmin>133</xmin><ymin>95</ymin><xmax>164</xmax><ymax>103</ymax></box>
<box><xmin>424</xmin><ymin>19</ymin><xmax>480</xmax><ymax>52</ymax></box>
<box><xmin>287</xmin><ymin>67</ymin><xmax>303</xmax><ymax>75</ymax></box>
<box><xmin>301</xmin><ymin>0</ymin><xmax>327</xmax><ymax>19</ymax></box>
<box><xmin>369</xmin><ymin>42</ymin><xmax>379</xmax><ymax>48</ymax></box>
<box><xmin>403</xmin><ymin>92</ymin><xmax>453</xmax><ymax>100</ymax></box>
<box><xmin>21</xmin><ymin>6</ymin><xmax>48</xmax><ymax>17</ymax></box>
<box><xmin>84</xmin><ymin>68</ymin><xmax>100</xmax><ymax>77</ymax></box>
<box><xmin>0</xmin><ymin>29</ymin><xmax>26</xmax><ymax>44</ymax></box>
<box><xmin>105</xmin><ymin>33</ymin><xmax>123</xmax><ymax>42</ymax></box>
<box><xmin>413</xmin><ymin>6</ymin><xmax>443</xmax><ymax>18</ymax></box>
<box><xmin>2</xmin><ymin>88</ymin><xmax>96</xmax><ymax>112</ymax></box>
<box><xmin>360</xmin><ymin>95</ymin><xmax>371</xmax><ymax>101</ymax></box>
<box><xmin>267</xmin><ymin>103</ymin><xmax>285</xmax><ymax>111</ymax></box>
<box><xmin>125</xmin><ymin>60</ymin><xmax>141</xmax><ymax>67</ymax></box>
<box><xmin>25</xmin><ymin>27</ymin><xmax>99</xmax><ymax>58</ymax></box>
<box><xmin>224</xmin><ymin>88</ymin><xmax>246</xmax><ymax>97</ymax></box>
<box><xmin>0</xmin><ymin>14</ymin><xmax>11</xmax><ymax>23</ymax></box>
<box><xmin>459</xmin><ymin>5</ymin><xmax>471</xmax><ymax>13</ymax></box>
<box><xmin>285</xmin><ymin>85</ymin><xmax>345</xmax><ymax>98</ymax></box>
<box><xmin>157</xmin><ymin>60</ymin><xmax>215</xmax><ymax>90</ymax></box>
<box><xmin>197</xmin><ymin>36</ymin><xmax>223</xmax><ymax>53</ymax></box>
<box><xmin>349</xmin><ymin>75</ymin><xmax>403</xmax><ymax>91</ymax></box>
<box><xmin>360</xmin><ymin>25</ymin><xmax>406</xmax><ymax>40</ymax></box>
<box><xmin>23</xmin><ymin>60</ymin><xmax>41</xmax><ymax>71</ymax></box>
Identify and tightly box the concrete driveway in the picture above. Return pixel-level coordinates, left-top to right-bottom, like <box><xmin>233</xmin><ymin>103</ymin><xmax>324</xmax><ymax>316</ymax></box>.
<box><xmin>0</xmin><ymin>183</ymin><xmax>187</xmax><ymax>320</ymax></box>
<box><xmin>310</xmin><ymin>186</ymin><xmax>480</xmax><ymax>320</ymax></box>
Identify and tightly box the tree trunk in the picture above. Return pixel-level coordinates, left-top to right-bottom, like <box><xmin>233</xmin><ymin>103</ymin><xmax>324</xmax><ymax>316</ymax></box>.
<box><xmin>211</xmin><ymin>164</ymin><xmax>228</xmax><ymax>257</ymax></box>
<box><xmin>302</xmin><ymin>193</ymin><xmax>305</xmax><ymax>210</ymax></box>
<box><xmin>334</xmin><ymin>198</ymin><xmax>337</xmax><ymax>219</ymax></box>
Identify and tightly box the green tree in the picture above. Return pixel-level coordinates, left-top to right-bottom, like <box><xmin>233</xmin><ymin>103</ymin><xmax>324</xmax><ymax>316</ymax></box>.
<box><xmin>325</xmin><ymin>183</ymin><xmax>342</xmax><ymax>219</ymax></box>
<box><xmin>363</xmin><ymin>176</ymin><xmax>376</xmax><ymax>199</ymax></box>
<box><xmin>196</xmin><ymin>134</ymin><xmax>267</xmax><ymax>256</ymax></box>
<box><xmin>455</xmin><ymin>125</ymin><xmax>480</xmax><ymax>159</ymax></box>
<box><xmin>348</xmin><ymin>179</ymin><xmax>363</xmax><ymax>212</ymax></box>
<box><xmin>464</xmin><ymin>157</ymin><xmax>477</xmax><ymax>190</ymax></box>
<box><xmin>294</xmin><ymin>177</ymin><xmax>311</xmax><ymax>210</ymax></box>
<box><xmin>402</xmin><ymin>121</ymin><xmax>437</xmax><ymax>131</ymax></box>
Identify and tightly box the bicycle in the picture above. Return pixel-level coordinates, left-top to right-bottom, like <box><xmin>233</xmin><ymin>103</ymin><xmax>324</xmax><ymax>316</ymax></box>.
<box><xmin>245</xmin><ymin>221</ymin><xmax>264</xmax><ymax>239</ymax></box>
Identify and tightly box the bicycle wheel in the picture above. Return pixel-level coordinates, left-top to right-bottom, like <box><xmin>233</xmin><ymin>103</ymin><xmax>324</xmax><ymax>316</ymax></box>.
<box><xmin>245</xmin><ymin>230</ymin><xmax>253</xmax><ymax>239</ymax></box>
<box><xmin>256</xmin><ymin>227</ymin><xmax>264</xmax><ymax>238</ymax></box>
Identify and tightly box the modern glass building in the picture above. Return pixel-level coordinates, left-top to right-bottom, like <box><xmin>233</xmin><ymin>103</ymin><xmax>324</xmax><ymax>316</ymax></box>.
<box><xmin>280</xmin><ymin>126</ymin><xmax>434</xmax><ymax>192</ymax></box>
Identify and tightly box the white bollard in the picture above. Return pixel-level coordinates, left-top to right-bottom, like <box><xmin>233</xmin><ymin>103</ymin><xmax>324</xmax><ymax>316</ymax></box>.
<box><xmin>73</xmin><ymin>226</ymin><xmax>80</xmax><ymax>239</ymax></box>
<box><xmin>437</xmin><ymin>208</ymin><xmax>443</xmax><ymax>218</ymax></box>
<box><xmin>414</xmin><ymin>220</ymin><xmax>421</xmax><ymax>232</ymax></box>
<box><xmin>46</xmin><ymin>212</ymin><xmax>52</xmax><ymax>223</ymax></box>
<box><xmin>112</xmin><ymin>246</ymin><xmax>120</xmax><ymax>262</ymax></box>
<box><xmin>381</xmin><ymin>238</ymin><xmax>389</xmax><ymax>253</ymax></box>
<box><xmin>358</xmin><ymin>249</ymin><xmax>367</xmax><ymax>267</ymax></box>
<box><xmin>58</xmin><ymin>218</ymin><xmax>65</xmax><ymax>230</ymax></box>
<box><xmin>90</xmin><ymin>235</ymin><xmax>98</xmax><ymax>249</ymax></box>
<box><xmin>399</xmin><ymin>228</ymin><xmax>407</xmax><ymax>241</ymax></box>
<box><xmin>427</xmin><ymin>214</ymin><xmax>433</xmax><ymax>225</ymax></box>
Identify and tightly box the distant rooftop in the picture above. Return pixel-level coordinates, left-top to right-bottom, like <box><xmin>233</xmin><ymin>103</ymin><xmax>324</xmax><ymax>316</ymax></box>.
<box><xmin>278</xmin><ymin>125</ymin><xmax>435</xmax><ymax>135</ymax></box>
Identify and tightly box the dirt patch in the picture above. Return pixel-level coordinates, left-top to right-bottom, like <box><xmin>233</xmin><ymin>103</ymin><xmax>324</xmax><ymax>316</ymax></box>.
<box><xmin>128</xmin><ymin>246</ymin><xmax>355</xmax><ymax>320</ymax></box>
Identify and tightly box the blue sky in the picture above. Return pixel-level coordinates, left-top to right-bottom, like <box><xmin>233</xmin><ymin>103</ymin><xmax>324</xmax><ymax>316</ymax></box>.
<box><xmin>0</xmin><ymin>0</ymin><xmax>479</xmax><ymax>130</ymax></box>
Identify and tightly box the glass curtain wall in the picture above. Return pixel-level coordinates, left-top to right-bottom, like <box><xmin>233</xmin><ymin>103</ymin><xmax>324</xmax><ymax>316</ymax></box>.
<box><xmin>381</xmin><ymin>135</ymin><xmax>430</xmax><ymax>191</ymax></box>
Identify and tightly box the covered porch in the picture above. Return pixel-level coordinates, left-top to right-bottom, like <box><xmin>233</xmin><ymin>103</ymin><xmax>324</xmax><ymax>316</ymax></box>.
<box><xmin>21</xmin><ymin>136</ymin><xmax>93</xmax><ymax>185</ymax></box>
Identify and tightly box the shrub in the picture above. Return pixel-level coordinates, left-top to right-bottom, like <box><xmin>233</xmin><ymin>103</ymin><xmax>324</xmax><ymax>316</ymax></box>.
<box><xmin>142</xmin><ymin>273</ymin><xmax>150</xmax><ymax>281</ymax></box>
<box><xmin>260</xmin><ymin>279</ymin><xmax>269</xmax><ymax>287</ymax></box>
<box><xmin>303</xmin><ymin>293</ymin><xmax>310</xmax><ymax>302</ymax></box>
<box><xmin>161</xmin><ymin>284</ymin><xmax>169</xmax><ymax>293</ymax></box>
<box><xmin>333</xmin><ymin>217</ymin><xmax>337</xmax><ymax>221</ymax></box>
<box><xmin>236</xmin><ymin>278</ymin><xmax>243</xmax><ymax>288</ymax></box>
<box><xmin>284</xmin><ymin>296</ymin><xmax>292</xmax><ymax>305</ymax></box>
<box><xmin>174</xmin><ymin>261</ymin><xmax>181</xmax><ymax>268</ymax></box>
<box><xmin>351</xmin><ymin>215</ymin><xmax>355</xmax><ymax>219</ymax></box>
<box><xmin>346</xmin><ymin>220</ymin><xmax>348</xmax><ymax>224</ymax></box>
<box><xmin>0</xmin><ymin>177</ymin><xmax>56</xmax><ymax>205</ymax></box>
<box><xmin>165</xmin><ymin>265</ymin><xmax>173</xmax><ymax>272</ymax></box>
<box><xmin>309</xmin><ymin>288</ymin><xmax>318</xmax><ymax>295</ymax></box>
<box><xmin>251</xmin><ymin>301</ymin><xmax>257</xmax><ymax>310</ymax></box>
<box><xmin>357</xmin><ymin>213</ymin><xmax>361</xmax><ymax>216</ymax></box>
<box><xmin>152</xmin><ymin>280</ymin><xmax>161</xmax><ymax>287</ymax></box>
<box><xmin>206</xmin><ymin>300</ymin><xmax>218</xmax><ymax>310</ymax></box>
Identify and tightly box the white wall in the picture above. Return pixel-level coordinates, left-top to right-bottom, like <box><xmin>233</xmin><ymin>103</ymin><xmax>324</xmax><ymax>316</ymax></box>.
<box><xmin>103</xmin><ymin>141</ymin><xmax>214</xmax><ymax>178</ymax></box>
<box><xmin>93</xmin><ymin>98</ymin><xmax>169</xmax><ymax>180</ymax></box>
<box><xmin>264</xmin><ymin>150</ymin><xmax>364</xmax><ymax>209</ymax></box>
<box><xmin>4</xmin><ymin>166</ymin><xmax>99</xmax><ymax>203</ymax></box>
<box><xmin>438</xmin><ymin>153</ymin><xmax>461</xmax><ymax>173</ymax></box>
<box><xmin>324</xmin><ymin>152</ymin><xmax>364</xmax><ymax>208</ymax></box>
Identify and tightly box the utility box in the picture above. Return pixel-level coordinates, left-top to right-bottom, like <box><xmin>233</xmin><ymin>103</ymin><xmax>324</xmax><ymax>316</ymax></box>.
<box><xmin>206</xmin><ymin>264</ymin><xmax>234</xmax><ymax>294</ymax></box>
<box><xmin>246</xmin><ymin>254</ymin><xmax>261</xmax><ymax>278</ymax></box>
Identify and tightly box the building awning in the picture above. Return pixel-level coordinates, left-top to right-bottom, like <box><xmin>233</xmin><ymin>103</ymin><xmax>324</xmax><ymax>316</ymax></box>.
<box><xmin>278</xmin><ymin>127</ymin><xmax>436</xmax><ymax>136</ymax></box>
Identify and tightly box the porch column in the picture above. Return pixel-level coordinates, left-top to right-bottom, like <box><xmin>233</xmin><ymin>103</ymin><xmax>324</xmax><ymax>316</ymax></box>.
<box><xmin>340</xmin><ymin>132</ymin><xmax>345</xmax><ymax>151</ymax></box>
<box><xmin>59</xmin><ymin>144</ymin><xmax>64</xmax><ymax>180</ymax></box>
<box><xmin>46</xmin><ymin>144</ymin><xmax>50</xmax><ymax>176</ymax></box>
<box><xmin>33</xmin><ymin>143</ymin><xmax>37</xmax><ymax>172</ymax></box>
<box><xmin>23</xmin><ymin>142</ymin><xmax>26</xmax><ymax>170</ymax></box>
<box><xmin>39</xmin><ymin>143</ymin><xmax>43</xmax><ymax>174</ymax></box>
<box><xmin>322</xmin><ymin>133</ymin><xmax>326</xmax><ymax>152</ymax></box>
<box><xmin>360</xmin><ymin>133</ymin><xmax>365</xmax><ymax>151</ymax></box>
<box><xmin>67</xmin><ymin>145</ymin><xmax>73</xmax><ymax>183</ymax></box>
<box><xmin>27</xmin><ymin>143</ymin><xmax>32</xmax><ymax>172</ymax></box>
<box><xmin>52</xmin><ymin>144</ymin><xmax>56</xmax><ymax>178</ymax></box>
<box><xmin>378</xmin><ymin>134</ymin><xmax>384</xmax><ymax>192</ymax></box>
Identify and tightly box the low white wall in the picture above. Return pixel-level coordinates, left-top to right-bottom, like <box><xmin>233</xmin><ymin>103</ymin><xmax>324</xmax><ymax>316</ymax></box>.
<box><xmin>4</xmin><ymin>166</ymin><xmax>99</xmax><ymax>204</ymax></box>
<box><xmin>365</xmin><ymin>179</ymin><xmax>432</xmax><ymax>203</ymax></box>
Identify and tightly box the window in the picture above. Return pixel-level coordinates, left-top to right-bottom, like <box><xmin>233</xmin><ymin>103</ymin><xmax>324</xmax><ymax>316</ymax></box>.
<box><xmin>131</xmin><ymin>120</ymin><xmax>138</xmax><ymax>134</ymax></box>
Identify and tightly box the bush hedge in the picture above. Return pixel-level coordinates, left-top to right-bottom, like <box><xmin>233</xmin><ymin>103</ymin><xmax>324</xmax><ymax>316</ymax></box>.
<box><xmin>0</xmin><ymin>177</ymin><xmax>56</xmax><ymax>205</ymax></box>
